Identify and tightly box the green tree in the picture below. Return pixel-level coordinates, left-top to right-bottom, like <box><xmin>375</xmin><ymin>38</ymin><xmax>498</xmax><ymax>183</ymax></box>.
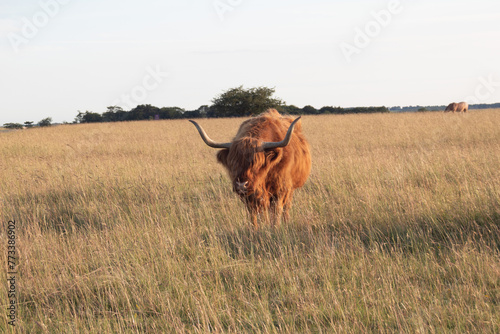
<box><xmin>160</xmin><ymin>107</ymin><xmax>184</xmax><ymax>119</ymax></box>
<box><xmin>74</xmin><ymin>111</ymin><xmax>84</xmax><ymax>124</ymax></box>
<box><xmin>210</xmin><ymin>86</ymin><xmax>284</xmax><ymax>117</ymax></box>
<box><xmin>75</xmin><ymin>111</ymin><xmax>103</xmax><ymax>123</ymax></box>
<box><xmin>3</xmin><ymin>123</ymin><xmax>24</xmax><ymax>129</ymax></box>
<box><xmin>102</xmin><ymin>106</ymin><xmax>127</xmax><ymax>122</ymax></box>
<box><xmin>38</xmin><ymin>117</ymin><xmax>52</xmax><ymax>127</ymax></box>
<box><xmin>281</xmin><ymin>105</ymin><xmax>302</xmax><ymax>115</ymax></box>
<box><xmin>302</xmin><ymin>105</ymin><xmax>317</xmax><ymax>115</ymax></box>
<box><xmin>184</xmin><ymin>105</ymin><xmax>209</xmax><ymax>119</ymax></box>
<box><xmin>319</xmin><ymin>106</ymin><xmax>344</xmax><ymax>114</ymax></box>
<box><xmin>24</xmin><ymin>121</ymin><xmax>34</xmax><ymax>128</ymax></box>
<box><xmin>129</xmin><ymin>104</ymin><xmax>160</xmax><ymax>120</ymax></box>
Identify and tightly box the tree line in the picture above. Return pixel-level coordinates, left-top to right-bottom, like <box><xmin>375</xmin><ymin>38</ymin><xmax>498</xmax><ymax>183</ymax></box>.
<box><xmin>74</xmin><ymin>86</ymin><xmax>389</xmax><ymax>124</ymax></box>
<box><xmin>3</xmin><ymin>86</ymin><xmax>390</xmax><ymax>128</ymax></box>
<box><xmin>3</xmin><ymin>118</ymin><xmax>52</xmax><ymax>129</ymax></box>
<box><xmin>4</xmin><ymin>87</ymin><xmax>500</xmax><ymax>129</ymax></box>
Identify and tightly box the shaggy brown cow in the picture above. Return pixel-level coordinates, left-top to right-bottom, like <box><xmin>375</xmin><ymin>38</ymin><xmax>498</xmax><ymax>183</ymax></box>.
<box><xmin>445</xmin><ymin>102</ymin><xmax>468</xmax><ymax>113</ymax></box>
<box><xmin>190</xmin><ymin>109</ymin><xmax>311</xmax><ymax>227</ymax></box>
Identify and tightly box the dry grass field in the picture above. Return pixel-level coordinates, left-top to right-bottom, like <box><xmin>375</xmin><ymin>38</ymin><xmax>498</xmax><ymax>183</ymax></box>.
<box><xmin>1</xmin><ymin>110</ymin><xmax>499</xmax><ymax>333</ymax></box>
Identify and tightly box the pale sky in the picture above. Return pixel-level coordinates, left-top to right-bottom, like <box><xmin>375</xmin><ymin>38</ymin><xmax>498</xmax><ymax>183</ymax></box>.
<box><xmin>1</xmin><ymin>0</ymin><xmax>499</xmax><ymax>124</ymax></box>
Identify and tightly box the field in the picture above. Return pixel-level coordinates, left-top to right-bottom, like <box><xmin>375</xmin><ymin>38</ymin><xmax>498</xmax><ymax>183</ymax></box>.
<box><xmin>1</xmin><ymin>110</ymin><xmax>499</xmax><ymax>333</ymax></box>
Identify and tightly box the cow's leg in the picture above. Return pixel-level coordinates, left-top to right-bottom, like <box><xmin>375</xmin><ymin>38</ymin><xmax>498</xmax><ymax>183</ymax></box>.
<box><xmin>270</xmin><ymin>191</ymin><xmax>291</xmax><ymax>227</ymax></box>
<box><xmin>281</xmin><ymin>190</ymin><xmax>294</xmax><ymax>223</ymax></box>
<box><xmin>248</xmin><ymin>195</ymin><xmax>270</xmax><ymax>229</ymax></box>
<box><xmin>270</xmin><ymin>202</ymin><xmax>283</xmax><ymax>227</ymax></box>
<box><xmin>246</xmin><ymin>200</ymin><xmax>260</xmax><ymax>229</ymax></box>
<box><xmin>282</xmin><ymin>195</ymin><xmax>293</xmax><ymax>223</ymax></box>
<box><xmin>260</xmin><ymin>193</ymin><xmax>272</xmax><ymax>226</ymax></box>
<box><xmin>248</xmin><ymin>205</ymin><xmax>261</xmax><ymax>229</ymax></box>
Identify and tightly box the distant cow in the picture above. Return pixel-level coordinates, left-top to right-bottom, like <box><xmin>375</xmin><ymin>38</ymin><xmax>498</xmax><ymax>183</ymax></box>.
<box><xmin>190</xmin><ymin>109</ymin><xmax>311</xmax><ymax>227</ymax></box>
<box><xmin>445</xmin><ymin>102</ymin><xmax>468</xmax><ymax>113</ymax></box>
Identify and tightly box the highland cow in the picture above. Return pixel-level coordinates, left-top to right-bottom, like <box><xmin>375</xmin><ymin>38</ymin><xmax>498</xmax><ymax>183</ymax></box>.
<box><xmin>190</xmin><ymin>109</ymin><xmax>311</xmax><ymax>228</ymax></box>
<box><xmin>445</xmin><ymin>102</ymin><xmax>468</xmax><ymax>113</ymax></box>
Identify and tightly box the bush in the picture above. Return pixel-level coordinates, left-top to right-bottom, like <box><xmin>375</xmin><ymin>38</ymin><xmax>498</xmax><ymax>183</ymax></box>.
<box><xmin>38</xmin><ymin>117</ymin><xmax>52</xmax><ymax>127</ymax></box>
<box><xmin>3</xmin><ymin>123</ymin><xmax>24</xmax><ymax>129</ymax></box>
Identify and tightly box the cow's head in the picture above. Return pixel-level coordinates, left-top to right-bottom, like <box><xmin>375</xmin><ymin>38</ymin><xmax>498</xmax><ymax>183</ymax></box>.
<box><xmin>189</xmin><ymin>117</ymin><xmax>301</xmax><ymax>197</ymax></box>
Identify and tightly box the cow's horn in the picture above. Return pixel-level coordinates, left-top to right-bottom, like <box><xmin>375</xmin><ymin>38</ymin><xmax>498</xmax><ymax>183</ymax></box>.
<box><xmin>189</xmin><ymin>120</ymin><xmax>232</xmax><ymax>149</ymax></box>
<box><xmin>260</xmin><ymin>116</ymin><xmax>301</xmax><ymax>150</ymax></box>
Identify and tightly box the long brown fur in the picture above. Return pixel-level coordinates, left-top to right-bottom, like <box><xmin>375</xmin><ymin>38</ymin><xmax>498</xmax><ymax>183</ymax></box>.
<box><xmin>216</xmin><ymin>109</ymin><xmax>311</xmax><ymax>227</ymax></box>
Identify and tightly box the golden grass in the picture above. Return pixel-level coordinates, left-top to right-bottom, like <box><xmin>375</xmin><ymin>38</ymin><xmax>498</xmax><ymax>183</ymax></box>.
<box><xmin>1</xmin><ymin>110</ymin><xmax>499</xmax><ymax>333</ymax></box>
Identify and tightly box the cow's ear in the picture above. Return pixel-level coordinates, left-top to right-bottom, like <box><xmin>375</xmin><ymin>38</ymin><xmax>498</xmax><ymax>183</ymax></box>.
<box><xmin>265</xmin><ymin>149</ymin><xmax>281</xmax><ymax>166</ymax></box>
<box><xmin>216</xmin><ymin>149</ymin><xmax>229</xmax><ymax>166</ymax></box>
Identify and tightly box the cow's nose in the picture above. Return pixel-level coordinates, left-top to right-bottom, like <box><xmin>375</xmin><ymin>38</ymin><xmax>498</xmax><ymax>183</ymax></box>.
<box><xmin>236</xmin><ymin>181</ymin><xmax>249</xmax><ymax>194</ymax></box>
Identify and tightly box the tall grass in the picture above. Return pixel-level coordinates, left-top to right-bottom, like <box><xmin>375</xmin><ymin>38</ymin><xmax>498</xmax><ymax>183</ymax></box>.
<box><xmin>1</xmin><ymin>110</ymin><xmax>499</xmax><ymax>333</ymax></box>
